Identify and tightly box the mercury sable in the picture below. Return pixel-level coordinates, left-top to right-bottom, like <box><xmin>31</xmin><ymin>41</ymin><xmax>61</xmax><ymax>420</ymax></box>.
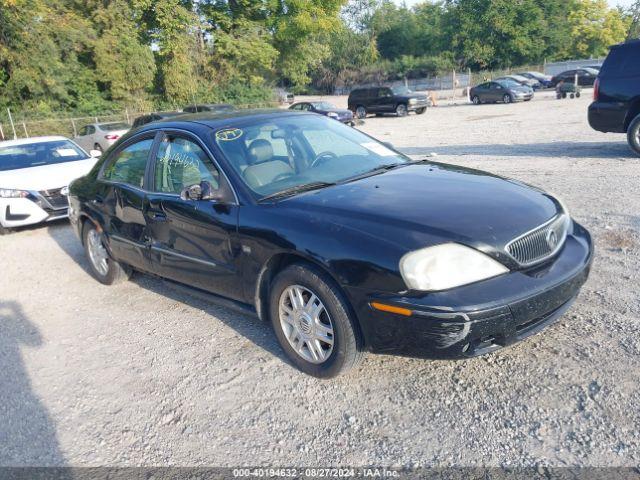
<box><xmin>68</xmin><ymin>110</ymin><xmax>593</xmax><ymax>377</ymax></box>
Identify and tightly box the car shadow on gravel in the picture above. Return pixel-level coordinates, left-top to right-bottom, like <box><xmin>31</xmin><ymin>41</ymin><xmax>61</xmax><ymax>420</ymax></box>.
<box><xmin>401</xmin><ymin>141</ymin><xmax>634</xmax><ymax>159</ymax></box>
<box><xmin>45</xmin><ymin>224</ymin><xmax>291</xmax><ymax>367</ymax></box>
<box><xmin>0</xmin><ymin>301</ymin><xmax>66</xmax><ymax>466</ymax></box>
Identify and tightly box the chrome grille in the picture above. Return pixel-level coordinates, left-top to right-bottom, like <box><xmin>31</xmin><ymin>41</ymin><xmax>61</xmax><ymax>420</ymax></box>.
<box><xmin>506</xmin><ymin>215</ymin><xmax>569</xmax><ymax>266</ymax></box>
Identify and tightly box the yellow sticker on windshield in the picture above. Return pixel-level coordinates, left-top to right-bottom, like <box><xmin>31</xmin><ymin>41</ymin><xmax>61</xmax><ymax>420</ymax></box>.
<box><xmin>216</xmin><ymin>128</ymin><xmax>243</xmax><ymax>141</ymax></box>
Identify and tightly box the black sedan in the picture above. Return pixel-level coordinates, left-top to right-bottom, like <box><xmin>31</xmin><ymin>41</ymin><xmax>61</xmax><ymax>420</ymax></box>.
<box><xmin>470</xmin><ymin>80</ymin><xmax>534</xmax><ymax>104</ymax></box>
<box><xmin>289</xmin><ymin>101</ymin><xmax>354</xmax><ymax>125</ymax></box>
<box><xmin>550</xmin><ymin>68</ymin><xmax>599</xmax><ymax>87</ymax></box>
<box><xmin>68</xmin><ymin>110</ymin><xmax>593</xmax><ymax>378</ymax></box>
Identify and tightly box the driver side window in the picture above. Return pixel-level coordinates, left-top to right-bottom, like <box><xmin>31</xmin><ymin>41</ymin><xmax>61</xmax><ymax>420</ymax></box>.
<box><xmin>153</xmin><ymin>134</ymin><xmax>219</xmax><ymax>195</ymax></box>
<box><xmin>303</xmin><ymin>129</ymin><xmax>368</xmax><ymax>157</ymax></box>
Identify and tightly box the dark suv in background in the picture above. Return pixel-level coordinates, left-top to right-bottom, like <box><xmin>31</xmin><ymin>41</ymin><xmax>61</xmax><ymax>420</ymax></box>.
<box><xmin>588</xmin><ymin>39</ymin><xmax>640</xmax><ymax>156</ymax></box>
<box><xmin>348</xmin><ymin>86</ymin><xmax>428</xmax><ymax>118</ymax></box>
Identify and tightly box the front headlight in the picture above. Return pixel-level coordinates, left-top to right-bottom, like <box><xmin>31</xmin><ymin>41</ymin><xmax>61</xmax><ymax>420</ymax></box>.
<box><xmin>0</xmin><ymin>188</ymin><xmax>29</xmax><ymax>198</ymax></box>
<box><xmin>400</xmin><ymin>243</ymin><xmax>509</xmax><ymax>291</ymax></box>
<box><xmin>327</xmin><ymin>112</ymin><xmax>339</xmax><ymax>119</ymax></box>
<box><xmin>408</xmin><ymin>98</ymin><xmax>418</xmax><ymax>104</ymax></box>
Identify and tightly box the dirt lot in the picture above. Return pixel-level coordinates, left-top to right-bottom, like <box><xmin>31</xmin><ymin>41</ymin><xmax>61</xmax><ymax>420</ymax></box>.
<box><xmin>1</xmin><ymin>91</ymin><xmax>639</xmax><ymax>468</ymax></box>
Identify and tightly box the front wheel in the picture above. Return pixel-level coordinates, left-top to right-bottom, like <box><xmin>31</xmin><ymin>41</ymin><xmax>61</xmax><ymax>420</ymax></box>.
<box><xmin>355</xmin><ymin>106</ymin><xmax>367</xmax><ymax>119</ymax></box>
<box><xmin>269</xmin><ymin>263</ymin><xmax>363</xmax><ymax>378</ymax></box>
<box><xmin>627</xmin><ymin>114</ymin><xmax>640</xmax><ymax>157</ymax></box>
<box><xmin>395</xmin><ymin>103</ymin><xmax>408</xmax><ymax>117</ymax></box>
<box><xmin>83</xmin><ymin>222</ymin><xmax>130</xmax><ymax>285</ymax></box>
<box><xmin>503</xmin><ymin>94</ymin><xmax>512</xmax><ymax>104</ymax></box>
<box><xmin>415</xmin><ymin>107</ymin><xmax>426</xmax><ymax>115</ymax></box>
<box><xmin>472</xmin><ymin>95</ymin><xmax>481</xmax><ymax>105</ymax></box>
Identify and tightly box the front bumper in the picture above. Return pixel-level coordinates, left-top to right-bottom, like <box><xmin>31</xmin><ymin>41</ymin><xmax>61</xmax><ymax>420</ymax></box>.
<box><xmin>408</xmin><ymin>100</ymin><xmax>429</xmax><ymax>111</ymax></box>
<box><xmin>348</xmin><ymin>221</ymin><xmax>593</xmax><ymax>358</ymax></box>
<box><xmin>0</xmin><ymin>196</ymin><xmax>69</xmax><ymax>228</ymax></box>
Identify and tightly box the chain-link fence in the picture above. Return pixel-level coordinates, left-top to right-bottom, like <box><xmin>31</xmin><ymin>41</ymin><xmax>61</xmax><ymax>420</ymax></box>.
<box><xmin>333</xmin><ymin>64</ymin><xmax>547</xmax><ymax>97</ymax></box>
<box><xmin>0</xmin><ymin>101</ymin><xmax>280</xmax><ymax>141</ymax></box>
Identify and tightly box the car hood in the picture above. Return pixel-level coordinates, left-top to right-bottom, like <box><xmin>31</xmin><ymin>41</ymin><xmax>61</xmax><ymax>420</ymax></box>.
<box><xmin>0</xmin><ymin>158</ymin><xmax>98</xmax><ymax>191</ymax></box>
<box><xmin>399</xmin><ymin>93</ymin><xmax>428</xmax><ymax>101</ymax></box>
<box><xmin>283</xmin><ymin>163</ymin><xmax>560</xmax><ymax>254</ymax></box>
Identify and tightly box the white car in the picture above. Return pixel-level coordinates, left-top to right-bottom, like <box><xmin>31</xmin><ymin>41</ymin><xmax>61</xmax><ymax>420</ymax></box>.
<box><xmin>74</xmin><ymin>122</ymin><xmax>130</xmax><ymax>152</ymax></box>
<box><xmin>0</xmin><ymin>136</ymin><xmax>100</xmax><ymax>233</ymax></box>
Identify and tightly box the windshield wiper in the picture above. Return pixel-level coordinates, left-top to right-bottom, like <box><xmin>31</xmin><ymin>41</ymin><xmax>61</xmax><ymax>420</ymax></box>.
<box><xmin>258</xmin><ymin>181</ymin><xmax>336</xmax><ymax>202</ymax></box>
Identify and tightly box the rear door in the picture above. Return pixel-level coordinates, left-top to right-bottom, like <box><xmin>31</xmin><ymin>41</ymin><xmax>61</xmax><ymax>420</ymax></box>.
<box><xmin>370</xmin><ymin>88</ymin><xmax>394</xmax><ymax>113</ymax></box>
<box><xmin>98</xmin><ymin>133</ymin><xmax>158</xmax><ymax>271</ymax></box>
<box><xmin>145</xmin><ymin>131</ymin><xmax>242</xmax><ymax>300</ymax></box>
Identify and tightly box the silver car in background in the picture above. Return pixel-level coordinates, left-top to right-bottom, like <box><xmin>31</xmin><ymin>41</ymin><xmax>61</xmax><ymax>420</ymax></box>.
<box><xmin>74</xmin><ymin>122</ymin><xmax>130</xmax><ymax>153</ymax></box>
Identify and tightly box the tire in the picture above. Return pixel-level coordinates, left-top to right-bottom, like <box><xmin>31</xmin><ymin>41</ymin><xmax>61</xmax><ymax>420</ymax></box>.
<box><xmin>83</xmin><ymin>221</ymin><xmax>130</xmax><ymax>285</ymax></box>
<box><xmin>562</xmin><ymin>92</ymin><xmax>567</xmax><ymax>99</ymax></box>
<box><xmin>395</xmin><ymin>104</ymin><xmax>408</xmax><ymax>117</ymax></box>
<box><xmin>570</xmin><ymin>93</ymin><xmax>575</xmax><ymax>99</ymax></box>
<box><xmin>269</xmin><ymin>263</ymin><xmax>363</xmax><ymax>378</ymax></box>
<box><xmin>556</xmin><ymin>93</ymin><xmax>562</xmax><ymax>100</ymax></box>
<box><xmin>94</xmin><ymin>143</ymin><xmax>103</xmax><ymax>152</ymax></box>
<box><xmin>472</xmin><ymin>95</ymin><xmax>481</xmax><ymax>105</ymax></box>
<box><xmin>627</xmin><ymin>114</ymin><xmax>640</xmax><ymax>157</ymax></box>
<box><xmin>503</xmin><ymin>94</ymin><xmax>512</xmax><ymax>104</ymax></box>
<box><xmin>355</xmin><ymin>106</ymin><xmax>367</xmax><ymax>119</ymax></box>
<box><xmin>576</xmin><ymin>92</ymin><xmax>581</xmax><ymax>98</ymax></box>
<box><xmin>415</xmin><ymin>107</ymin><xmax>426</xmax><ymax>115</ymax></box>
<box><xmin>0</xmin><ymin>224</ymin><xmax>10</xmax><ymax>235</ymax></box>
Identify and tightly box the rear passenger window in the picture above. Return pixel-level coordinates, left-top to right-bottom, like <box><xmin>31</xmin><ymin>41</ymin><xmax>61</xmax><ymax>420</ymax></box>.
<box><xmin>102</xmin><ymin>138</ymin><xmax>154</xmax><ymax>188</ymax></box>
<box><xmin>602</xmin><ymin>47</ymin><xmax>640</xmax><ymax>76</ymax></box>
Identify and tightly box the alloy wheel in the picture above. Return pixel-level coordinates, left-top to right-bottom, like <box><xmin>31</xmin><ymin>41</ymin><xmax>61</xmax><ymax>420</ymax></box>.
<box><xmin>279</xmin><ymin>285</ymin><xmax>334</xmax><ymax>364</ymax></box>
<box><xmin>503</xmin><ymin>94</ymin><xmax>511</xmax><ymax>104</ymax></box>
<box><xmin>396</xmin><ymin>104</ymin><xmax>408</xmax><ymax>116</ymax></box>
<box><xmin>356</xmin><ymin>106</ymin><xmax>366</xmax><ymax>119</ymax></box>
<box><xmin>87</xmin><ymin>229</ymin><xmax>109</xmax><ymax>277</ymax></box>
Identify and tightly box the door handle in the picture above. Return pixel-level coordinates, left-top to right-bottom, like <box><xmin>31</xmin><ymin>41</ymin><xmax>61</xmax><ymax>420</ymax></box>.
<box><xmin>149</xmin><ymin>211</ymin><xmax>167</xmax><ymax>221</ymax></box>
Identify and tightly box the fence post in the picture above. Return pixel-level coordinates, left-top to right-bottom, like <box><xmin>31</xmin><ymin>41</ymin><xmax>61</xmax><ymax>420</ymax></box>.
<box><xmin>22</xmin><ymin>122</ymin><xmax>28</xmax><ymax>138</ymax></box>
<box><xmin>451</xmin><ymin>70</ymin><xmax>456</xmax><ymax>102</ymax></box>
<box><xmin>71</xmin><ymin>118</ymin><xmax>77</xmax><ymax>137</ymax></box>
<box><xmin>0</xmin><ymin>122</ymin><xmax>4</xmax><ymax>141</ymax></box>
<box><xmin>468</xmin><ymin>68</ymin><xmax>472</xmax><ymax>102</ymax></box>
<box><xmin>7</xmin><ymin>108</ymin><xmax>17</xmax><ymax>140</ymax></box>
<box><xmin>125</xmin><ymin>108</ymin><xmax>130</xmax><ymax>124</ymax></box>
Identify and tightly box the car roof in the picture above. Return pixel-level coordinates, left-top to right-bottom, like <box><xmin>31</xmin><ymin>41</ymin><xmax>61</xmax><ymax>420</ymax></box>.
<box><xmin>0</xmin><ymin>136</ymin><xmax>70</xmax><ymax>148</ymax></box>
<box><xmin>136</xmin><ymin>109</ymin><xmax>312</xmax><ymax>131</ymax></box>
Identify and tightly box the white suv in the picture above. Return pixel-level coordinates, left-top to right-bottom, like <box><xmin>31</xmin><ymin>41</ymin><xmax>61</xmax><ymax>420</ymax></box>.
<box><xmin>0</xmin><ymin>136</ymin><xmax>100</xmax><ymax>234</ymax></box>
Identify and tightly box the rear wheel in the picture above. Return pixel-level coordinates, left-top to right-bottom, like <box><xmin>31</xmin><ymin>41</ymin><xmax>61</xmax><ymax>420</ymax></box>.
<box><xmin>83</xmin><ymin>222</ymin><xmax>130</xmax><ymax>285</ymax></box>
<box><xmin>269</xmin><ymin>263</ymin><xmax>363</xmax><ymax>378</ymax></box>
<box><xmin>627</xmin><ymin>114</ymin><xmax>640</xmax><ymax>157</ymax></box>
<box><xmin>472</xmin><ymin>95</ymin><xmax>481</xmax><ymax>105</ymax></box>
<box><xmin>395</xmin><ymin>104</ymin><xmax>408</xmax><ymax>117</ymax></box>
<box><xmin>503</xmin><ymin>94</ymin><xmax>512</xmax><ymax>104</ymax></box>
<box><xmin>415</xmin><ymin>107</ymin><xmax>426</xmax><ymax>115</ymax></box>
<box><xmin>355</xmin><ymin>106</ymin><xmax>367</xmax><ymax>119</ymax></box>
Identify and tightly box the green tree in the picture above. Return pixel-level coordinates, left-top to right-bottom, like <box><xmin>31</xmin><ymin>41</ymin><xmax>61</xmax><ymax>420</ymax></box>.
<box><xmin>566</xmin><ymin>0</ymin><xmax>631</xmax><ymax>58</ymax></box>
<box><xmin>93</xmin><ymin>0</ymin><xmax>155</xmax><ymax>107</ymax></box>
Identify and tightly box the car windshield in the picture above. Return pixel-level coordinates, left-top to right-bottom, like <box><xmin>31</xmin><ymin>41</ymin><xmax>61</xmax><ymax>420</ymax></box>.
<box><xmin>214</xmin><ymin>115</ymin><xmax>410</xmax><ymax>198</ymax></box>
<box><xmin>0</xmin><ymin>140</ymin><xmax>87</xmax><ymax>171</ymax></box>
<box><xmin>391</xmin><ymin>86</ymin><xmax>412</xmax><ymax>95</ymax></box>
<box><xmin>311</xmin><ymin>102</ymin><xmax>336</xmax><ymax>110</ymax></box>
<box><xmin>101</xmin><ymin>122</ymin><xmax>130</xmax><ymax>131</ymax></box>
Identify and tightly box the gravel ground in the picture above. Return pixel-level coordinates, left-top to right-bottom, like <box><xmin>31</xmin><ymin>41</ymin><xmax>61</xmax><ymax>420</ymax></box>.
<box><xmin>1</xmin><ymin>91</ymin><xmax>639</xmax><ymax>468</ymax></box>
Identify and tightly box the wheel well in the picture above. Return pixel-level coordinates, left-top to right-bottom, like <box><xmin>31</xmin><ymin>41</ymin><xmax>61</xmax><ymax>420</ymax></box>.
<box><xmin>254</xmin><ymin>252</ymin><xmax>365</xmax><ymax>346</ymax></box>
<box><xmin>624</xmin><ymin>98</ymin><xmax>640</xmax><ymax>132</ymax></box>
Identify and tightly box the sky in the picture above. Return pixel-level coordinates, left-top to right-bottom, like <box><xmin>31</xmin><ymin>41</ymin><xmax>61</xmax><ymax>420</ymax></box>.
<box><xmin>393</xmin><ymin>0</ymin><xmax>635</xmax><ymax>8</ymax></box>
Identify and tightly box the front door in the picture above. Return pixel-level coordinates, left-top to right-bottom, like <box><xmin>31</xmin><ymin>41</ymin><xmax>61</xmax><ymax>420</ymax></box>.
<box><xmin>145</xmin><ymin>132</ymin><xmax>242</xmax><ymax>301</ymax></box>
<box><xmin>99</xmin><ymin>136</ymin><xmax>156</xmax><ymax>271</ymax></box>
<box><xmin>371</xmin><ymin>88</ymin><xmax>394</xmax><ymax>113</ymax></box>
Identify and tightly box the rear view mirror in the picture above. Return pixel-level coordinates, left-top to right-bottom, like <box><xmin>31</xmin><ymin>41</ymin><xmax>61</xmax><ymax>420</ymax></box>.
<box><xmin>89</xmin><ymin>149</ymin><xmax>102</xmax><ymax>158</ymax></box>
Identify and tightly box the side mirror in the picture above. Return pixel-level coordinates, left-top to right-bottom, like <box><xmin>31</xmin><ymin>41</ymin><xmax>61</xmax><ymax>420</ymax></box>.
<box><xmin>89</xmin><ymin>149</ymin><xmax>102</xmax><ymax>158</ymax></box>
<box><xmin>180</xmin><ymin>181</ymin><xmax>227</xmax><ymax>202</ymax></box>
